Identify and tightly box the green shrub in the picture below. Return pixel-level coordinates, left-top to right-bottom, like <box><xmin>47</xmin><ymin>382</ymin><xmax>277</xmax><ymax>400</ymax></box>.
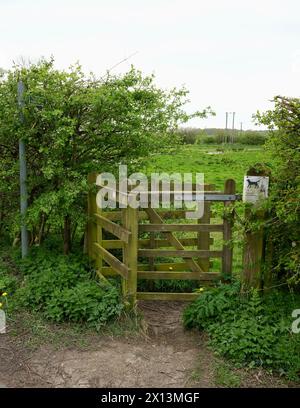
<box><xmin>197</xmin><ymin>135</ymin><xmax>216</xmax><ymax>144</ymax></box>
<box><xmin>183</xmin><ymin>283</ymin><xmax>300</xmax><ymax>380</ymax></box>
<box><xmin>0</xmin><ymin>259</ymin><xmax>18</xmax><ymax>295</ymax></box>
<box><xmin>138</xmin><ymin>278</ymin><xmax>201</xmax><ymax>293</ymax></box>
<box><xmin>16</xmin><ymin>252</ymin><xmax>91</xmax><ymax>309</ymax></box>
<box><xmin>14</xmin><ymin>249</ymin><xmax>123</xmax><ymax>328</ymax></box>
<box><xmin>0</xmin><ymin>275</ymin><xmax>17</xmax><ymax>295</ymax></box>
<box><xmin>240</xmin><ymin>130</ymin><xmax>268</xmax><ymax>145</ymax></box>
<box><xmin>255</xmin><ymin>97</ymin><xmax>300</xmax><ymax>285</ymax></box>
<box><xmin>183</xmin><ymin>281</ymin><xmax>241</xmax><ymax>329</ymax></box>
<box><xmin>177</xmin><ymin>127</ymin><xmax>201</xmax><ymax>144</ymax></box>
<box><xmin>44</xmin><ymin>281</ymin><xmax>123</xmax><ymax>328</ymax></box>
<box><xmin>196</xmin><ymin>130</ymin><xmax>268</xmax><ymax>145</ymax></box>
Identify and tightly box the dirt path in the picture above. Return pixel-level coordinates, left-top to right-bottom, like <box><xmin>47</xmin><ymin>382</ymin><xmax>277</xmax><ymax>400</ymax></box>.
<box><xmin>0</xmin><ymin>301</ymin><xmax>291</xmax><ymax>388</ymax></box>
<box><xmin>0</xmin><ymin>302</ymin><xmax>214</xmax><ymax>388</ymax></box>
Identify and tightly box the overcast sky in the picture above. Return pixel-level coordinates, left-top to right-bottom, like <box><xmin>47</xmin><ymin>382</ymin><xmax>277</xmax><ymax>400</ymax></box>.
<box><xmin>1</xmin><ymin>0</ymin><xmax>299</xmax><ymax>129</ymax></box>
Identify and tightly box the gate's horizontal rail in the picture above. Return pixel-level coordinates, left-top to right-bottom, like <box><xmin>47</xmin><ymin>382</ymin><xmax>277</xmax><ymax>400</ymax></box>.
<box><xmin>102</xmin><ymin>240</ymin><xmax>125</xmax><ymax>249</ymax></box>
<box><xmin>105</xmin><ymin>209</ymin><xmax>212</xmax><ymax>222</ymax></box>
<box><xmin>101</xmin><ymin>263</ymin><xmax>189</xmax><ymax>276</ymax></box>
<box><xmin>139</xmin><ymin>224</ymin><xmax>224</xmax><ymax>232</ymax></box>
<box><xmin>127</xmin><ymin>182</ymin><xmax>215</xmax><ymax>191</ymax></box>
<box><xmin>101</xmin><ymin>237</ymin><xmax>214</xmax><ymax>250</ymax></box>
<box><xmin>172</xmin><ymin>193</ymin><xmax>238</xmax><ymax>201</ymax></box>
<box><xmin>138</xmin><ymin>262</ymin><xmax>192</xmax><ymax>271</ymax></box>
<box><xmin>93</xmin><ymin>242</ymin><xmax>129</xmax><ymax>279</ymax></box>
<box><xmin>108</xmin><ymin>193</ymin><xmax>238</xmax><ymax>206</ymax></box>
<box><xmin>137</xmin><ymin>271</ymin><xmax>220</xmax><ymax>280</ymax></box>
<box><xmin>100</xmin><ymin>261</ymin><xmax>215</xmax><ymax>276</ymax></box>
<box><xmin>97</xmin><ymin>182</ymin><xmax>215</xmax><ymax>193</ymax></box>
<box><xmin>136</xmin><ymin>292</ymin><xmax>201</xmax><ymax>301</ymax></box>
<box><xmin>138</xmin><ymin>237</ymin><xmax>214</xmax><ymax>248</ymax></box>
<box><xmin>96</xmin><ymin>182</ymin><xmax>239</xmax><ymax>204</ymax></box>
<box><xmin>138</xmin><ymin>249</ymin><xmax>223</xmax><ymax>258</ymax></box>
<box><xmin>94</xmin><ymin>213</ymin><xmax>131</xmax><ymax>243</ymax></box>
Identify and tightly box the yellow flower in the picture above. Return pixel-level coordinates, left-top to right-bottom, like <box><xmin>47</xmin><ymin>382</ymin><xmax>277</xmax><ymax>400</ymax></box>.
<box><xmin>194</xmin><ymin>287</ymin><xmax>205</xmax><ymax>294</ymax></box>
<box><xmin>0</xmin><ymin>302</ymin><xmax>2</xmax><ymax>308</ymax></box>
<box><xmin>2</xmin><ymin>292</ymin><xmax>8</xmax><ymax>297</ymax></box>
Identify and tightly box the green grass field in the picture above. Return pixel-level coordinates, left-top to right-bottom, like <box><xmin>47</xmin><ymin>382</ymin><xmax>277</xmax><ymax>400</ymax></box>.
<box><xmin>142</xmin><ymin>144</ymin><xmax>271</xmax><ymax>192</ymax></box>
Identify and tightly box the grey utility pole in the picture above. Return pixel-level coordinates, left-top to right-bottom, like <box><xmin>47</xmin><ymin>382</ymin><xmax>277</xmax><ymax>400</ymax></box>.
<box><xmin>18</xmin><ymin>80</ymin><xmax>29</xmax><ymax>258</ymax></box>
<box><xmin>232</xmin><ymin>112</ymin><xmax>236</xmax><ymax>143</ymax></box>
<box><xmin>225</xmin><ymin>112</ymin><xmax>229</xmax><ymax>143</ymax></box>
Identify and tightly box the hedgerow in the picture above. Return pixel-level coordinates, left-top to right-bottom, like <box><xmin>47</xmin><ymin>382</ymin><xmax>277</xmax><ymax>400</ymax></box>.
<box><xmin>255</xmin><ymin>96</ymin><xmax>300</xmax><ymax>285</ymax></box>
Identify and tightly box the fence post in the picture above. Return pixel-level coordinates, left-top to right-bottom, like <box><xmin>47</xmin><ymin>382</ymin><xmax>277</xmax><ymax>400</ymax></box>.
<box><xmin>197</xmin><ymin>184</ymin><xmax>213</xmax><ymax>272</ymax></box>
<box><xmin>242</xmin><ymin>165</ymin><xmax>270</xmax><ymax>290</ymax></box>
<box><xmin>122</xmin><ymin>206</ymin><xmax>138</xmax><ymax>309</ymax></box>
<box><xmin>222</xmin><ymin>179</ymin><xmax>236</xmax><ymax>277</ymax></box>
<box><xmin>242</xmin><ymin>217</ymin><xmax>264</xmax><ymax>290</ymax></box>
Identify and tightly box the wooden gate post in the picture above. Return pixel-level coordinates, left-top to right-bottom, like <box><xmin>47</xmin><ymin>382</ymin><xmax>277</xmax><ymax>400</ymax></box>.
<box><xmin>222</xmin><ymin>179</ymin><xmax>236</xmax><ymax>277</ymax></box>
<box><xmin>242</xmin><ymin>214</ymin><xmax>264</xmax><ymax>290</ymax></box>
<box><xmin>242</xmin><ymin>165</ymin><xmax>270</xmax><ymax>290</ymax></box>
<box><xmin>197</xmin><ymin>184</ymin><xmax>214</xmax><ymax>272</ymax></box>
<box><xmin>122</xmin><ymin>206</ymin><xmax>138</xmax><ymax>309</ymax></box>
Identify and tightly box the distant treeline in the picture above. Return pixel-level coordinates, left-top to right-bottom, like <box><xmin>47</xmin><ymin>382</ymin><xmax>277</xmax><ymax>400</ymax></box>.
<box><xmin>177</xmin><ymin>127</ymin><xmax>269</xmax><ymax>145</ymax></box>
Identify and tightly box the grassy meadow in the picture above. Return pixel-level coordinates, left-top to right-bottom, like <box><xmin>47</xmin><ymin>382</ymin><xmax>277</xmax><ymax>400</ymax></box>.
<box><xmin>142</xmin><ymin>143</ymin><xmax>271</xmax><ymax>192</ymax></box>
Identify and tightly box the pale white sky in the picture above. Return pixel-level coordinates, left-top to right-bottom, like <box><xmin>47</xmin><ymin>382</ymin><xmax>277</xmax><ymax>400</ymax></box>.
<box><xmin>0</xmin><ymin>0</ymin><xmax>299</xmax><ymax>129</ymax></box>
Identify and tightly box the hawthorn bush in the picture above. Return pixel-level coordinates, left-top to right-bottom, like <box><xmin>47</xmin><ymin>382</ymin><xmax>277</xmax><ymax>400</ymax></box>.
<box><xmin>0</xmin><ymin>58</ymin><xmax>210</xmax><ymax>253</ymax></box>
<box><xmin>255</xmin><ymin>96</ymin><xmax>300</xmax><ymax>285</ymax></box>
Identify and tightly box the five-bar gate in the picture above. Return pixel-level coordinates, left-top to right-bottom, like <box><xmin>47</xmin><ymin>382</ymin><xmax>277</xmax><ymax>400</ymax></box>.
<box><xmin>87</xmin><ymin>174</ymin><xmax>238</xmax><ymax>307</ymax></box>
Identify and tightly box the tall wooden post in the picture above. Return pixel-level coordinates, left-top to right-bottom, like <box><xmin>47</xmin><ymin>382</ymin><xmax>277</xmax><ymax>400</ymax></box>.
<box><xmin>122</xmin><ymin>206</ymin><xmax>138</xmax><ymax>309</ymax></box>
<box><xmin>95</xmin><ymin>204</ymin><xmax>103</xmax><ymax>274</ymax></box>
<box><xmin>242</xmin><ymin>213</ymin><xmax>264</xmax><ymax>290</ymax></box>
<box><xmin>222</xmin><ymin>179</ymin><xmax>236</xmax><ymax>277</ymax></box>
<box><xmin>242</xmin><ymin>165</ymin><xmax>270</xmax><ymax>290</ymax></box>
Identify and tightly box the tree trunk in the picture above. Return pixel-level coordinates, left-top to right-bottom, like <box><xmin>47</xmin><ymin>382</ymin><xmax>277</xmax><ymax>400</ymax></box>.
<box><xmin>63</xmin><ymin>215</ymin><xmax>72</xmax><ymax>255</ymax></box>
<box><xmin>36</xmin><ymin>213</ymin><xmax>47</xmax><ymax>245</ymax></box>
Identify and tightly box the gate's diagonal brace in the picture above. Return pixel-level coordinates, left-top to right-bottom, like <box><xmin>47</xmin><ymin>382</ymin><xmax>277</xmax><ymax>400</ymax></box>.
<box><xmin>144</xmin><ymin>208</ymin><xmax>204</xmax><ymax>273</ymax></box>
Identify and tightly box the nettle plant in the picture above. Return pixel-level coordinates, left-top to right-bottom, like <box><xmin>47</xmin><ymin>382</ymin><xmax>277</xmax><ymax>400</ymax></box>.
<box><xmin>183</xmin><ymin>282</ymin><xmax>300</xmax><ymax>380</ymax></box>
<box><xmin>14</xmin><ymin>249</ymin><xmax>124</xmax><ymax>329</ymax></box>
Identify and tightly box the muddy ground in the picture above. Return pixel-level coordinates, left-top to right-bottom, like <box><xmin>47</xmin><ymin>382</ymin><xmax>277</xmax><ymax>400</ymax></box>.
<box><xmin>0</xmin><ymin>301</ymin><xmax>294</xmax><ymax>388</ymax></box>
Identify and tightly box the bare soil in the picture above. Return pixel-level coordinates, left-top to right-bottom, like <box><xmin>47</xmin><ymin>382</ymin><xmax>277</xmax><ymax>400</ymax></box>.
<box><xmin>0</xmin><ymin>301</ymin><xmax>294</xmax><ymax>388</ymax></box>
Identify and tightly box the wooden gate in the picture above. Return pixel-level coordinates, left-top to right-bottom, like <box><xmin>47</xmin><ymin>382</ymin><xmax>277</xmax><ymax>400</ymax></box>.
<box><xmin>87</xmin><ymin>174</ymin><xmax>238</xmax><ymax>307</ymax></box>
